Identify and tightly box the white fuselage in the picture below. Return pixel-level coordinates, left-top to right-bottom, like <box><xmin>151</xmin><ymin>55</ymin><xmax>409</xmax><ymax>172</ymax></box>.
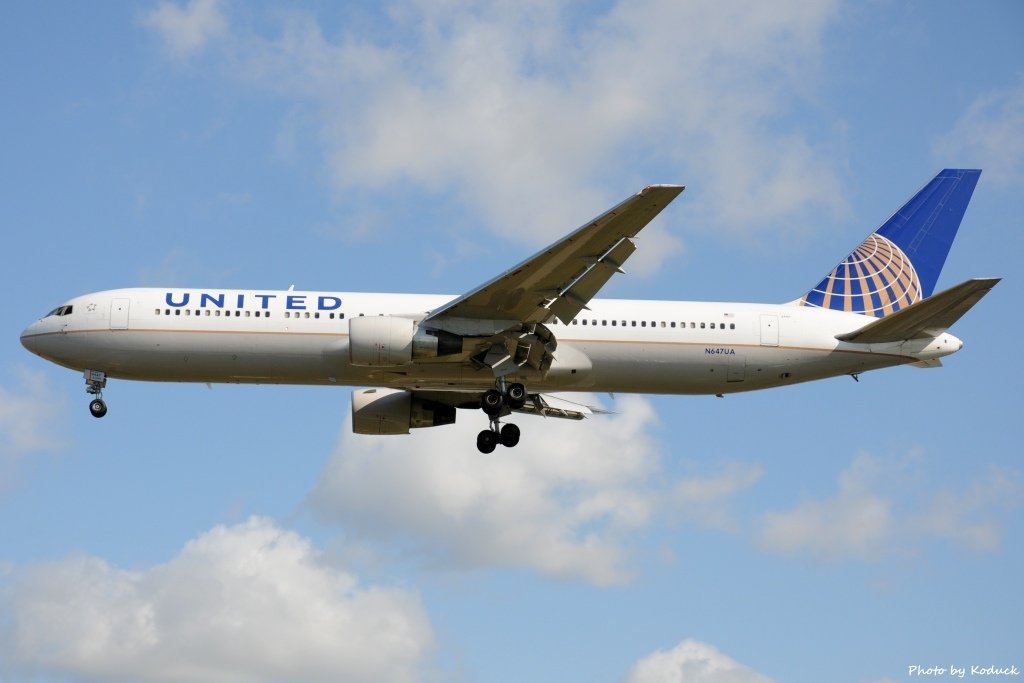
<box><xmin>20</xmin><ymin>288</ymin><xmax>964</xmax><ymax>396</ymax></box>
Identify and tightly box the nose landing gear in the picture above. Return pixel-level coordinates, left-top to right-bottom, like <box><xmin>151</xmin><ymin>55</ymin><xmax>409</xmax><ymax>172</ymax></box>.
<box><xmin>85</xmin><ymin>370</ymin><xmax>108</xmax><ymax>418</ymax></box>
<box><xmin>89</xmin><ymin>398</ymin><xmax>108</xmax><ymax>418</ymax></box>
<box><xmin>476</xmin><ymin>381</ymin><xmax>526</xmax><ymax>453</ymax></box>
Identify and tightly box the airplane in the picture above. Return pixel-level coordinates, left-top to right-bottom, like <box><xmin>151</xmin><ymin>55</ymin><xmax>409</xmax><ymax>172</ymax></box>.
<box><xmin>21</xmin><ymin>169</ymin><xmax>998</xmax><ymax>453</ymax></box>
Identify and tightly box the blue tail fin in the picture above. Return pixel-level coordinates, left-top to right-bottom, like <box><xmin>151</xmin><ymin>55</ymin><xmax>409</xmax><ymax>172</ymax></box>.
<box><xmin>799</xmin><ymin>169</ymin><xmax>981</xmax><ymax>317</ymax></box>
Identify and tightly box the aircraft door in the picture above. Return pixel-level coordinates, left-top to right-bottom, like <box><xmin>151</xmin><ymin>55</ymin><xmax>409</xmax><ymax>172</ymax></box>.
<box><xmin>759</xmin><ymin>314</ymin><xmax>779</xmax><ymax>346</ymax></box>
<box><xmin>110</xmin><ymin>298</ymin><xmax>130</xmax><ymax>330</ymax></box>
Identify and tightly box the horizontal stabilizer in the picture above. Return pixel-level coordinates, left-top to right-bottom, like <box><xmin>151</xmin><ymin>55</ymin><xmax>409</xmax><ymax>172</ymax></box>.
<box><xmin>836</xmin><ymin>277</ymin><xmax>999</xmax><ymax>343</ymax></box>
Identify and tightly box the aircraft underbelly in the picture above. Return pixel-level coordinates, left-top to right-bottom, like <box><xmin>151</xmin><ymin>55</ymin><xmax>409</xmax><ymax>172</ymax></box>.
<box><xmin>580</xmin><ymin>342</ymin><xmax>903</xmax><ymax>394</ymax></box>
<box><xmin>48</xmin><ymin>328</ymin><xmax>906</xmax><ymax>393</ymax></box>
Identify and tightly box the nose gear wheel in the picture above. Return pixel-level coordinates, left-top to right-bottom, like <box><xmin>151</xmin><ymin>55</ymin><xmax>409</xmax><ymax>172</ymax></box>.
<box><xmin>84</xmin><ymin>370</ymin><xmax>108</xmax><ymax>418</ymax></box>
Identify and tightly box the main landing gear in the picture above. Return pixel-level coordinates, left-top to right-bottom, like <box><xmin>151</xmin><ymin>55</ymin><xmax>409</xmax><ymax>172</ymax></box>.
<box><xmin>85</xmin><ymin>370</ymin><xmax>108</xmax><ymax>418</ymax></box>
<box><xmin>476</xmin><ymin>381</ymin><xmax>526</xmax><ymax>454</ymax></box>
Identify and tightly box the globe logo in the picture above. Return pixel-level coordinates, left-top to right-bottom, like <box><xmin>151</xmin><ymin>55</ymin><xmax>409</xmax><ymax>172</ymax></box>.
<box><xmin>800</xmin><ymin>233</ymin><xmax>922</xmax><ymax>317</ymax></box>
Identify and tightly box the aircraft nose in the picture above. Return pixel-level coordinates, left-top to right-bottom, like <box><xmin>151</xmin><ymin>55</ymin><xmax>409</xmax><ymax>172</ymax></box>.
<box><xmin>20</xmin><ymin>321</ymin><xmax>42</xmax><ymax>354</ymax></box>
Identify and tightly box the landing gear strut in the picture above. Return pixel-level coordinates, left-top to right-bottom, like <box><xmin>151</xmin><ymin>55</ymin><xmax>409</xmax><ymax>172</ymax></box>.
<box><xmin>476</xmin><ymin>381</ymin><xmax>526</xmax><ymax>453</ymax></box>
<box><xmin>85</xmin><ymin>370</ymin><xmax>108</xmax><ymax>418</ymax></box>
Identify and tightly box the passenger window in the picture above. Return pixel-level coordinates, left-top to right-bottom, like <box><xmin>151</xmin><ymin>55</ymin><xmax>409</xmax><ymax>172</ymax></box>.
<box><xmin>641</xmin><ymin>321</ymin><xmax>646</xmax><ymax>327</ymax></box>
<box><xmin>582</xmin><ymin>319</ymin><xmax>587</xmax><ymax>325</ymax></box>
<box><xmin>730</xmin><ymin>323</ymin><xmax>735</xmax><ymax>329</ymax></box>
<box><xmin>602</xmin><ymin>320</ymin><xmax>606</xmax><ymax>326</ymax></box>
<box><xmin>700</xmin><ymin>322</ymin><xmax>705</xmax><ymax>329</ymax></box>
<box><xmin>671</xmin><ymin>322</ymin><xmax>676</xmax><ymax>328</ymax></box>
<box><xmin>631</xmin><ymin>321</ymin><xmax>636</xmax><ymax>327</ymax></box>
<box><xmin>315</xmin><ymin>312</ymin><xmax>320</xmax><ymax>319</ymax></box>
<box><xmin>612</xmin><ymin>320</ymin><xmax>617</xmax><ymax>326</ymax></box>
<box><xmin>710</xmin><ymin>322</ymin><xmax>715</xmax><ymax>329</ymax></box>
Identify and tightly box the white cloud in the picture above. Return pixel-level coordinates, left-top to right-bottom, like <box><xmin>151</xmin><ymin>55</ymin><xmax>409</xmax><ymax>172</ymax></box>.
<box><xmin>1</xmin><ymin>517</ymin><xmax>434</xmax><ymax>683</ymax></box>
<box><xmin>671</xmin><ymin>461</ymin><xmax>764</xmax><ymax>532</ymax></box>
<box><xmin>143</xmin><ymin>0</ymin><xmax>227</xmax><ymax>59</ymax></box>
<box><xmin>0</xmin><ymin>368</ymin><xmax>66</xmax><ymax>472</ymax></box>
<box><xmin>933</xmin><ymin>80</ymin><xmax>1024</xmax><ymax>187</ymax></box>
<box><xmin>757</xmin><ymin>452</ymin><xmax>894</xmax><ymax>559</ymax></box>
<box><xmin>910</xmin><ymin>466</ymin><xmax>1021</xmax><ymax>551</ymax></box>
<box><xmin>757</xmin><ymin>452</ymin><xmax>1022</xmax><ymax>560</ymax></box>
<box><xmin>143</xmin><ymin>0</ymin><xmax>846</xmax><ymax>273</ymax></box>
<box><xmin>621</xmin><ymin>639</ymin><xmax>775</xmax><ymax>683</ymax></box>
<box><xmin>309</xmin><ymin>394</ymin><xmax>664</xmax><ymax>585</ymax></box>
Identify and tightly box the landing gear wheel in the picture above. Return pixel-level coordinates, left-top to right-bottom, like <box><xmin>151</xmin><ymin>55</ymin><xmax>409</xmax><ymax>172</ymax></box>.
<box><xmin>499</xmin><ymin>423</ymin><xmax>520</xmax><ymax>448</ymax></box>
<box><xmin>506</xmin><ymin>383</ymin><xmax>527</xmax><ymax>410</ymax></box>
<box><xmin>477</xmin><ymin>429</ymin><xmax>498</xmax><ymax>454</ymax></box>
<box><xmin>89</xmin><ymin>398</ymin><xmax>108</xmax><ymax>418</ymax></box>
<box><xmin>481</xmin><ymin>389</ymin><xmax>504</xmax><ymax>416</ymax></box>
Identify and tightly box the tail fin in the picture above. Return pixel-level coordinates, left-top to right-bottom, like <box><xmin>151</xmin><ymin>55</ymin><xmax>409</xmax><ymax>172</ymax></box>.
<box><xmin>798</xmin><ymin>169</ymin><xmax>981</xmax><ymax>317</ymax></box>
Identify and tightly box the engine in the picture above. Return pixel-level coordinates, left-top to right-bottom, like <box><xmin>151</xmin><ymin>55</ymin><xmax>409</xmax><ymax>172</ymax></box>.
<box><xmin>348</xmin><ymin>316</ymin><xmax>462</xmax><ymax>366</ymax></box>
<box><xmin>351</xmin><ymin>388</ymin><xmax>457</xmax><ymax>435</ymax></box>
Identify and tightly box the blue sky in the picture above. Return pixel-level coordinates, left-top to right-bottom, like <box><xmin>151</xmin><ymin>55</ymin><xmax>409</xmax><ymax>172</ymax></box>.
<box><xmin>2</xmin><ymin>1</ymin><xmax>1022</xmax><ymax>682</ymax></box>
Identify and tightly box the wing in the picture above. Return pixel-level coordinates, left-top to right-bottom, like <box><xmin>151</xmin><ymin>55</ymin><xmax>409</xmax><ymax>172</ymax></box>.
<box><xmin>424</xmin><ymin>185</ymin><xmax>684</xmax><ymax>334</ymax></box>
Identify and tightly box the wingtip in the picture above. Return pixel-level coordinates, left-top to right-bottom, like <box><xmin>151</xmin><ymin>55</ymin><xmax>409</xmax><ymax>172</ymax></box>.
<box><xmin>645</xmin><ymin>183</ymin><xmax>685</xmax><ymax>188</ymax></box>
<box><xmin>639</xmin><ymin>184</ymin><xmax>685</xmax><ymax>196</ymax></box>
<box><xmin>969</xmin><ymin>276</ymin><xmax>1002</xmax><ymax>289</ymax></box>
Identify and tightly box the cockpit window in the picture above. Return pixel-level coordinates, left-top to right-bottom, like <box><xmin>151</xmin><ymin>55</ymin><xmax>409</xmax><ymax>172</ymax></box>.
<box><xmin>46</xmin><ymin>305</ymin><xmax>74</xmax><ymax>317</ymax></box>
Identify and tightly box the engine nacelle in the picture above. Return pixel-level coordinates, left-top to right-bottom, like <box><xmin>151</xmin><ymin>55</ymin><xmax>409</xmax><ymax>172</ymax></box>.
<box><xmin>348</xmin><ymin>316</ymin><xmax>462</xmax><ymax>366</ymax></box>
<box><xmin>351</xmin><ymin>388</ymin><xmax>457</xmax><ymax>435</ymax></box>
